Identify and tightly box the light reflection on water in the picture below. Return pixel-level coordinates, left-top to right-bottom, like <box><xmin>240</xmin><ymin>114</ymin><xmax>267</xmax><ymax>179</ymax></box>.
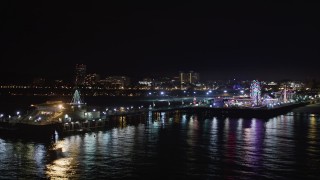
<box><xmin>0</xmin><ymin>112</ymin><xmax>320</xmax><ymax>179</ymax></box>
<box><xmin>46</xmin><ymin>157</ymin><xmax>74</xmax><ymax>179</ymax></box>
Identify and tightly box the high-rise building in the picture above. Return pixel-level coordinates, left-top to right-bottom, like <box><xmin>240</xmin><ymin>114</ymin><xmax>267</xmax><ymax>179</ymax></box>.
<box><xmin>179</xmin><ymin>72</ymin><xmax>187</xmax><ymax>84</ymax></box>
<box><xmin>75</xmin><ymin>64</ymin><xmax>86</xmax><ymax>86</ymax></box>
<box><xmin>179</xmin><ymin>71</ymin><xmax>187</xmax><ymax>90</ymax></box>
<box><xmin>179</xmin><ymin>71</ymin><xmax>200</xmax><ymax>89</ymax></box>
<box><xmin>188</xmin><ymin>71</ymin><xmax>200</xmax><ymax>84</ymax></box>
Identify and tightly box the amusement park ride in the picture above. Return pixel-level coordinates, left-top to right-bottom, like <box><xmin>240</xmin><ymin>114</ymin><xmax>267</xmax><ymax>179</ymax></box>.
<box><xmin>215</xmin><ymin>80</ymin><xmax>298</xmax><ymax>108</ymax></box>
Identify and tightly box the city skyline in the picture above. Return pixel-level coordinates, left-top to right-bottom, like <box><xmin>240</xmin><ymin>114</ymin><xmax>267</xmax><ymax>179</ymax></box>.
<box><xmin>0</xmin><ymin>63</ymin><xmax>317</xmax><ymax>84</ymax></box>
<box><xmin>1</xmin><ymin>2</ymin><xmax>320</xmax><ymax>82</ymax></box>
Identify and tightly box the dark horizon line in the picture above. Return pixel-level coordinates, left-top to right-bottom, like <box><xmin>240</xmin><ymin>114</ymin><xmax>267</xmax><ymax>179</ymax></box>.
<box><xmin>0</xmin><ymin>74</ymin><xmax>318</xmax><ymax>84</ymax></box>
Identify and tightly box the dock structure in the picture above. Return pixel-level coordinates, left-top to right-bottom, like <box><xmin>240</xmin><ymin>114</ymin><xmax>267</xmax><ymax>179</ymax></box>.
<box><xmin>0</xmin><ymin>101</ymin><xmax>313</xmax><ymax>137</ymax></box>
<box><xmin>1</xmin><ymin>89</ymin><xmax>317</xmax><ymax>137</ymax></box>
<box><xmin>106</xmin><ymin>101</ymin><xmax>310</xmax><ymax>119</ymax></box>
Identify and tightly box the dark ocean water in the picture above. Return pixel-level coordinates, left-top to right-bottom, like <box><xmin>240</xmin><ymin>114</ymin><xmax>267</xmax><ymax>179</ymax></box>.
<box><xmin>0</xmin><ymin>97</ymin><xmax>320</xmax><ymax>179</ymax></box>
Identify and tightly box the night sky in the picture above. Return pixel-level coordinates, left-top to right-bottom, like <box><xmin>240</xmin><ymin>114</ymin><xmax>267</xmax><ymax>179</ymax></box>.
<box><xmin>1</xmin><ymin>2</ymin><xmax>320</xmax><ymax>82</ymax></box>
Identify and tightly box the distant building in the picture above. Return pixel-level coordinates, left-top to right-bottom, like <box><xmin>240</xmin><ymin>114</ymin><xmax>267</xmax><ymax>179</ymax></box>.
<box><xmin>189</xmin><ymin>71</ymin><xmax>200</xmax><ymax>84</ymax></box>
<box><xmin>33</xmin><ymin>78</ymin><xmax>46</xmax><ymax>86</ymax></box>
<box><xmin>75</xmin><ymin>64</ymin><xmax>86</xmax><ymax>86</ymax></box>
<box><xmin>288</xmin><ymin>81</ymin><xmax>304</xmax><ymax>90</ymax></box>
<box><xmin>54</xmin><ymin>80</ymin><xmax>64</xmax><ymax>86</ymax></box>
<box><xmin>179</xmin><ymin>71</ymin><xmax>200</xmax><ymax>89</ymax></box>
<box><xmin>84</xmin><ymin>73</ymin><xmax>100</xmax><ymax>86</ymax></box>
<box><xmin>100</xmin><ymin>76</ymin><xmax>130</xmax><ymax>89</ymax></box>
<box><xmin>179</xmin><ymin>71</ymin><xmax>188</xmax><ymax>85</ymax></box>
<box><xmin>139</xmin><ymin>78</ymin><xmax>153</xmax><ymax>86</ymax></box>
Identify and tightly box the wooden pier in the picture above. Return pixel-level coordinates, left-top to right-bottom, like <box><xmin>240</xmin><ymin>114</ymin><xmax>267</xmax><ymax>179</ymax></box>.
<box><xmin>1</xmin><ymin>101</ymin><xmax>311</xmax><ymax>137</ymax></box>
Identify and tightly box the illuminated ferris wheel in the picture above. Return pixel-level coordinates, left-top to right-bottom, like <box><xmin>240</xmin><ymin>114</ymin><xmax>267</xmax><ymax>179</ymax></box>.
<box><xmin>250</xmin><ymin>80</ymin><xmax>261</xmax><ymax>106</ymax></box>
